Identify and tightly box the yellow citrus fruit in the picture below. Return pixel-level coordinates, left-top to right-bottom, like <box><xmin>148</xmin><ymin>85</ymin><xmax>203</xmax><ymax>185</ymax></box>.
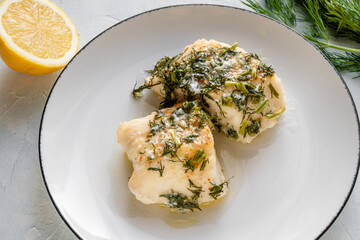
<box><xmin>0</xmin><ymin>0</ymin><xmax>79</xmax><ymax>75</ymax></box>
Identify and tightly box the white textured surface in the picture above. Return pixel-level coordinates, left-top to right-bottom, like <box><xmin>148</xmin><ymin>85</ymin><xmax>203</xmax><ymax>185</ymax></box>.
<box><xmin>0</xmin><ymin>0</ymin><xmax>359</xmax><ymax>239</ymax></box>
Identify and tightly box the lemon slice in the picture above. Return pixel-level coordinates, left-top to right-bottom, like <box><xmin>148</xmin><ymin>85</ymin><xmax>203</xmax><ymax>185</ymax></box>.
<box><xmin>0</xmin><ymin>0</ymin><xmax>79</xmax><ymax>75</ymax></box>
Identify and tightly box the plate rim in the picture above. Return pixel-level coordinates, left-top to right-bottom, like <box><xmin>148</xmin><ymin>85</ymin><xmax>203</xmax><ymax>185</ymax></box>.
<box><xmin>38</xmin><ymin>4</ymin><xmax>360</xmax><ymax>240</ymax></box>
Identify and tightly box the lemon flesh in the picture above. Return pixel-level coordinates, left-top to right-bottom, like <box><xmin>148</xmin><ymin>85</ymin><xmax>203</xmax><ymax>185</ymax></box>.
<box><xmin>0</xmin><ymin>0</ymin><xmax>79</xmax><ymax>75</ymax></box>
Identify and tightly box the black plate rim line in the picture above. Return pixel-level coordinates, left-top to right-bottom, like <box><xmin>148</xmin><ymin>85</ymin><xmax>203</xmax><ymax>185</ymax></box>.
<box><xmin>37</xmin><ymin>4</ymin><xmax>360</xmax><ymax>240</ymax></box>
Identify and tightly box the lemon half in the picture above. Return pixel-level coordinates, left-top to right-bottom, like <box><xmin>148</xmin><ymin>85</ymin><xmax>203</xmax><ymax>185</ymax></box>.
<box><xmin>0</xmin><ymin>0</ymin><xmax>79</xmax><ymax>75</ymax></box>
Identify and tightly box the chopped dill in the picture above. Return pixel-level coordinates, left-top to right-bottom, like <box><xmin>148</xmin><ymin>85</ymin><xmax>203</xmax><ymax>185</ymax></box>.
<box><xmin>183</xmin><ymin>133</ymin><xmax>200</xmax><ymax>143</ymax></box>
<box><xmin>254</xmin><ymin>100</ymin><xmax>269</xmax><ymax>114</ymax></box>
<box><xmin>193</xmin><ymin>149</ymin><xmax>207</xmax><ymax>163</ymax></box>
<box><xmin>268</xmin><ymin>83</ymin><xmax>279</xmax><ymax>98</ymax></box>
<box><xmin>266</xmin><ymin>106</ymin><xmax>286</xmax><ymax>119</ymax></box>
<box><xmin>211</xmin><ymin>113</ymin><xmax>222</xmax><ymax>132</ymax></box>
<box><xmin>154</xmin><ymin>110</ymin><xmax>165</xmax><ymax>120</ymax></box>
<box><xmin>227</xmin><ymin>128</ymin><xmax>239</xmax><ymax>139</ymax></box>
<box><xmin>200</xmin><ymin>159</ymin><xmax>209</xmax><ymax>171</ymax></box>
<box><xmin>149</xmin><ymin>120</ymin><xmax>166</xmax><ymax>135</ymax></box>
<box><xmin>132</xmin><ymin>82</ymin><xmax>161</xmax><ymax>98</ymax></box>
<box><xmin>209</xmin><ymin>177</ymin><xmax>233</xmax><ymax>200</ymax></box>
<box><xmin>222</xmin><ymin>95</ymin><xmax>233</xmax><ymax>107</ymax></box>
<box><xmin>187</xmin><ymin>179</ymin><xmax>204</xmax><ymax>201</ymax></box>
<box><xmin>257</xmin><ymin>63</ymin><xmax>275</xmax><ymax>76</ymax></box>
<box><xmin>162</xmin><ymin>139</ymin><xmax>181</xmax><ymax>158</ymax></box>
<box><xmin>148</xmin><ymin>162</ymin><xmax>165</xmax><ymax>177</ymax></box>
<box><xmin>183</xmin><ymin>157</ymin><xmax>195</xmax><ymax>173</ymax></box>
<box><xmin>239</xmin><ymin>120</ymin><xmax>248</xmax><ymax>136</ymax></box>
<box><xmin>160</xmin><ymin>190</ymin><xmax>201</xmax><ymax>212</ymax></box>
<box><xmin>147</xmin><ymin>156</ymin><xmax>154</xmax><ymax>161</ymax></box>
<box><xmin>182</xmin><ymin>149</ymin><xmax>208</xmax><ymax>172</ymax></box>
<box><xmin>246</xmin><ymin>118</ymin><xmax>261</xmax><ymax>137</ymax></box>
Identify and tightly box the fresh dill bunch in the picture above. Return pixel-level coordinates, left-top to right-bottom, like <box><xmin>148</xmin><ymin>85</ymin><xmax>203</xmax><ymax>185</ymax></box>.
<box><xmin>301</xmin><ymin>0</ymin><xmax>328</xmax><ymax>41</ymax></box>
<box><xmin>298</xmin><ymin>0</ymin><xmax>360</xmax><ymax>54</ymax></box>
<box><xmin>304</xmin><ymin>34</ymin><xmax>360</xmax><ymax>54</ymax></box>
<box><xmin>319</xmin><ymin>0</ymin><xmax>360</xmax><ymax>43</ymax></box>
<box><xmin>320</xmin><ymin>48</ymin><xmax>360</xmax><ymax>76</ymax></box>
<box><xmin>328</xmin><ymin>53</ymin><xmax>360</xmax><ymax>74</ymax></box>
<box><xmin>242</xmin><ymin>0</ymin><xmax>296</xmax><ymax>27</ymax></box>
<box><xmin>242</xmin><ymin>0</ymin><xmax>360</xmax><ymax>77</ymax></box>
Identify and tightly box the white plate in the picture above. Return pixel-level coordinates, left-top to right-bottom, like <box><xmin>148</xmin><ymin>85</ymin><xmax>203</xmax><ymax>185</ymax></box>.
<box><xmin>39</xmin><ymin>5</ymin><xmax>360</xmax><ymax>240</ymax></box>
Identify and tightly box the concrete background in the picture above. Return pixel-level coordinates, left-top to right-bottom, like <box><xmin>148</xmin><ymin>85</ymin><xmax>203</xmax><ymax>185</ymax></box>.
<box><xmin>0</xmin><ymin>0</ymin><xmax>359</xmax><ymax>239</ymax></box>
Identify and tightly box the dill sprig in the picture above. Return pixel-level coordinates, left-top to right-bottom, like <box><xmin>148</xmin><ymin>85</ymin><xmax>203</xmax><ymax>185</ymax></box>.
<box><xmin>160</xmin><ymin>190</ymin><xmax>201</xmax><ymax>212</ymax></box>
<box><xmin>242</xmin><ymin>0</ymin><xmax>360</xmax><ymax>77</ymax></box>
<box><xmin>147</xmin><ymin>162</ymin><xmax>165</xmax><ymax>177</ymax></box>
<box><xmin>242</xmin><ymin>0</ymin><xmax>296</xmax><ymax>27</ymax></box>
<box><xmin>301</xmin><ymin>0</ymin><xmax>328</xmax><ymax>41</ymax></box>
<box><xmin>208</xmin><ymin>177</ymin><xmax>234</xmax><ymax>200</ymax></box>
<box><xmin>320</xmin><ymin>0</ymin><xmax>360</xmax><ymax>43</ymax></box>
<box><xmin>320</xmin><ymin>48</ymin><xmax>360</xmax><ymax>77</ymax></box>
<box><xmin>187</xmin><ymin>179</ymin><xmax>204</xmax><ymax>201</ymax></box>
<box><xmin>160</xmin><ymin>180</ymin><xmax>203</xmax><ymax>212</ymax></box>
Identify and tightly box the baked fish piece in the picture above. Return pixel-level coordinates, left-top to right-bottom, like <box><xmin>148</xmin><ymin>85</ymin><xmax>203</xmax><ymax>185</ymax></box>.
<box><xmin>134</xmin><ymin>39</ymin><xmax>286</xmax><ymax>143</ymax></box>
<box><xmin>117</xmin><ymin>101</ymin><xmax>229</xmax><ymax>212</ymax></box>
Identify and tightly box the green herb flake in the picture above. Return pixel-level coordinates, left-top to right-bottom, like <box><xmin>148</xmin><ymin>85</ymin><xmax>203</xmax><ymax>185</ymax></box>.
<box><xmin>160</xmin><ymin>190</ymin><xmax>201</xmax><ymax>212</ymax></box>
<box><xmin>268</xmin><ymin>83</ymin><xmax>279</xmax><ymax>98</ymax></box>
<box><xmin>149</xmin><ymin>120</ymin><xmax>166</xmax><ymax>135</ymax></box>
<box><xmin>251</xmin><ymin>67</ymin><xmax>257</xmax><ymax>78</ymax></box>
<box><xmin>163</xmin><ymin>139</ymin><xmax>180</xmax><ymax>158</ymax></box>
<box><xmin>200</xmin><ymin>159</ymin><xmax>209</xmax><ymax>171</ymax></box>
<box><xmin>148</xmin><ymin>162</ymin><xmax>165</xmax><ymax>177</ymax></box>
<box><xmin>224</xmin><ymin>81</ymin><xmax>239</xmax><ymax>87</ymax></box>
<box><xmin>187</xmin><ymin>179</ymin><xmax>204</xmax><ymax>201</ymax></box>
<box><xmin>247</xmin><ymin>118</ymin><xmax>261</xmax><ymax>136</ymax></box>
<box><xmin>171</xmin><ymin>130</ymin><xmax>181</xmax><ymax>146</ymax></box>
<box><xmin>254</xmin><ymin>99</ymin><xmax>269</xmax><ymax>113</ymax></box>
<box><xmin>147</xmin><ymin>156</ymin><xmax>154</xmax><ymax>161</ymax></box>
<box><xmin>183</xmin><ymin>133</ymin><xmax>200</xmax><ymax>143</ymax></box>
<box><xmin>132</xmin><ymin>89</ymin><xmax>143</xmax><ymax>98</ymax></box>
<box><xmin>154</xmin><ymin>110</ymin><xmax>165</xmax><ymax>120</ymax></box>
<box><xmin>239</xmin><ymin>68</ymin><xmax>251</xmax><ymax>76</ymax></box>
<box><xmin>211</xmin><ymin>113</ymin><xmax>222</xmax><ymax>131</ymax></box>
<box><xmin>266</xmin><ymin>106</ymin><xmax>286</xmax><ymax>119</ymax></box>
<box><xmin>208</xmin><ymin>177</ymin><xmax>233</xmax><ymax>200</ymax></box>
<box><xmin>132</xmin><ymin>82</ymin><xmax>161</xmax><ymax>98</ymax></box>
<box><xmin>230</xmin><ymin>42</ymin><xmax>239</xmax><ymax>51</ymax></box>
<box><xmin>182</xmin><ymin>149</ymin><xmax>207</xmax><ymax>172</ymax></box>
<box><xmin>239</xmin><ymin>120</ymin><xmax>248</xmax><ymax>136</ymax></box>
<box><xmin>222</xmin><ymin>96</ymin><xmax>233</xmax><ymax>107</ymax></box>
<box><xmin>258</xmin><ymin>63</ymin><xmax>275</xmax><ymax>76</ymax></box>
<box><xmin>227</xmin><ymin>128</ymin><xmax>239</xmax><ymax>139</ymax></box>
<box><xmin>238</xmin><ymin>81</ymin><xmax>249</xmax><ymax>94</ymax></box>
<box><xmin>193</xmin><ymin>149</ymin><xmax>207</xmax><ymax>163</ymax></box>
<box><xmin>181</xmin><ymin>101</ymin><xmax>198</xmax><ymax>114</ymax></box>
<box><xmin>183</xmin><ymin>157</ymin><xmax>195</xmax><ymax>173</ymax></box>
